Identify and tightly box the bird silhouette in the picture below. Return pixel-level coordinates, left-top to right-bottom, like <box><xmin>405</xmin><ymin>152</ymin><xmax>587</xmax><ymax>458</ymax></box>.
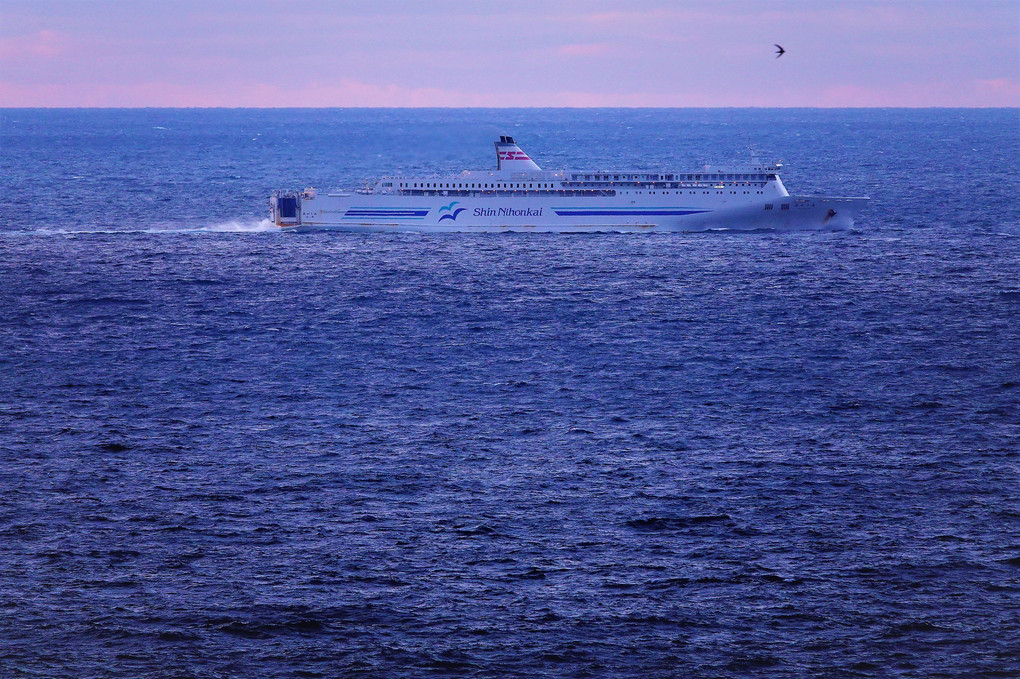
<box><xmin>775</xmin><ymin>44</ymin><xmax>786</xmax><ymax>58</ymax></box>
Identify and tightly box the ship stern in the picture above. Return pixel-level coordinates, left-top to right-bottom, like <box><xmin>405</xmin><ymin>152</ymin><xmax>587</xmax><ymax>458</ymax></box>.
<box><xmin>271</xmin><ymin>191</ymin><xmax>301</xmax><ymax>228</ymax></box>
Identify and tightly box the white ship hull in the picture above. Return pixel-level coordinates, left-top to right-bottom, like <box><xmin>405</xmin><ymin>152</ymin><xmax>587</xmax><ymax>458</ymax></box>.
<box><xmin>271</xmin><ymin>136</ymin><xmax>868</xmax><ymax>233</ymax></box>
<box><xmin>283</xmin><ymin>193</ymin><xmax>867</xmax><ymax>233</ymax></box>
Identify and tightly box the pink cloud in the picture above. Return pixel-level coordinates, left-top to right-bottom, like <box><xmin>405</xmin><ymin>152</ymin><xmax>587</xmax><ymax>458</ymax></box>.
<box><xmin>5</xmin><ymin>74</ymin><xmax>1019</xmax><ymax>108</ymax></box>
<box><xmin>556</xmin><ymin>43</ymin><xmax>611</xmax><ymax>57</ymax></box>
<box><xmin>813</xmin><ymin>80</ymin><xmax>1020</xmax><ymax>108</ymax></box>
<box><xmin>976</xmin><ymin>78</ymin><xmax>1020</xmax><ymax>100</ymax></box>
<box><xmin>0</xmin><ymin>29</ymin><xmax>65</xmax><ymax>59</ymax></box>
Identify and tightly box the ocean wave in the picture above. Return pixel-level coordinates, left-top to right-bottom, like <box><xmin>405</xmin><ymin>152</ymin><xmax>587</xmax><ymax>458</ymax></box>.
<box><xmin>1</xmin><ymin>219</ymin><xmax>277</xmax><ymax>236</ymax></box>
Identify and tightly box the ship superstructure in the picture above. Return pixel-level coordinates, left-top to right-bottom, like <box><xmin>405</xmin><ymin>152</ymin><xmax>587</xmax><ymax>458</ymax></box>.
<box><xmin>271</xmin><ymin>136</ymin><xmax>868</xmax><ymax>232</ymax></box>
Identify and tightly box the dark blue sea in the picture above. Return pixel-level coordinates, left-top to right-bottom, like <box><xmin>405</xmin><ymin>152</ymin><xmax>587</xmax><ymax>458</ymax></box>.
<box><xmin>1</xmin><ymin>108</ymin><xmax>1018</xmax><ymax>678</ymax></box>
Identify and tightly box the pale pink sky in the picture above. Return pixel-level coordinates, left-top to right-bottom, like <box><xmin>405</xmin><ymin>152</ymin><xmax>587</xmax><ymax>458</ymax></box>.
<box><xmin>1</xmin><ymin>0</ymin><xmax>1018</xmax><ymax>107</ymax></box>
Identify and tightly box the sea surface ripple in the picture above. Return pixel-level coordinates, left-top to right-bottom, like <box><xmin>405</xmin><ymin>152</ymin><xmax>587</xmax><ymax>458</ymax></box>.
<box><xmin>1</xmin><ymin>108</ymin><xmax>1018</xmax><ymax>678</ymax></box>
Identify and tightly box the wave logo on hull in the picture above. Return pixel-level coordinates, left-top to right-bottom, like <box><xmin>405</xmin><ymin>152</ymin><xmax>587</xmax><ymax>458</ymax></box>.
<box><xmin>438</xmin><ymin>201</ymin><xmax>466</xmax><ymax>222</ymax></box>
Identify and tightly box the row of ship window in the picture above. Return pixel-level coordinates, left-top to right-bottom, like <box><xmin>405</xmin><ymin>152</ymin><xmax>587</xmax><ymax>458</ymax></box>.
<box><xmin>387</xmin><ymin>174</ymin><xmax>775</xmax><ymax>190</ymax></box>
<box><xmin>571</xmin><ymin>173</ymin><xmax>772</xmax><ymax>181</ymax></box>
<box><xmin>401</xmin><ymin>189</ymin><xmax>616</xmax><ymax>196</ymax></box>
<box><xmin>397</xmin><ymin>189</ymin><xmax>768</xmax><ymax>196</ymax></box>
<box><xmin>401</xmin><ymin>182</ymin><xmax>559</xmax><ymax>189</ymax></box>
<box><xmin>397</xmin><ymin>181</ymin><xmax>769</xmax><ymax>190</ymax></box>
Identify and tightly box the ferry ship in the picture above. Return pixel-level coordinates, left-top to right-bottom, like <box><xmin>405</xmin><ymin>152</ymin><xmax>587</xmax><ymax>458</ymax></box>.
<box><xmin>270</xmin><ymin>136</ymin><xmax>868</xmax><ymax>232</ymax></box>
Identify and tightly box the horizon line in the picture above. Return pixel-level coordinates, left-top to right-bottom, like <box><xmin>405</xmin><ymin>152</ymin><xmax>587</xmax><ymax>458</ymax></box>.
<box><xmin>2</xmin><ymin>105</ymin><xmax>1018</xmax><ymax>111</ymax></box>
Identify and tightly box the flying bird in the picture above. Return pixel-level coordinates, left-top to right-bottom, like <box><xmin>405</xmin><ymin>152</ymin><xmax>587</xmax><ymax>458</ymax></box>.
<box><xmin>775</xmin><ymin>44</ymin><xmax>786</xmax><ymax>58</ymax></box>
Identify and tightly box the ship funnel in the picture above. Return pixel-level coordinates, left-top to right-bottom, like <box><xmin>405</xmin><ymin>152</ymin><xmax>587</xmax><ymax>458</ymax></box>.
<box><xmin>495</xmin><ymin>136</ymin><xmax>541</xmax><ymax>172</ymax></box>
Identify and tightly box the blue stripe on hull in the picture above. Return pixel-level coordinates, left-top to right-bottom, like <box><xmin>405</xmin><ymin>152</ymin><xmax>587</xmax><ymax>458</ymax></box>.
<box><xmin>552</xmin><ymin>209</ymin><xmax>709</xmax><ymax>217</ymax></box>
<box><xmin>345</xmin><ymin>211</ymin><xmax>430</xmax><ymax>218</ymax></box>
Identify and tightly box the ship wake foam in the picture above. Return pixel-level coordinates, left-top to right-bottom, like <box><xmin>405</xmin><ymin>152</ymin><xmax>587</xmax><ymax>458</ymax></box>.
<box><xmin>5</xmin><ymin>219</ymin><xmax>277</xmax><ymax>236</ymax></box>
<box><xmin>196</xmin><ymin>219</ymin><xmax>276</xmax><ymax>233</ymax></box>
